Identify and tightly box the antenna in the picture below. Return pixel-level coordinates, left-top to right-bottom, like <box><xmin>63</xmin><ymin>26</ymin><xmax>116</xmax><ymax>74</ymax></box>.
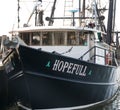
<box><xmin>69</xmin><ymin>9</ymin><xmax>78</xmax><ymax>26</ymax></box>
<box><xmin>17</xmin><ymin>0</ymin><xmax>20</xmax><ymax>28</ymax></box>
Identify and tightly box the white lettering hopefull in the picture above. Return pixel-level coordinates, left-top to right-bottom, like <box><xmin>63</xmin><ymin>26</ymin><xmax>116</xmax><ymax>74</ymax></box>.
<box><xmin>52</xmin><ymin>59</ymin><xmax>87</xmax><ymax>76</ymax></box>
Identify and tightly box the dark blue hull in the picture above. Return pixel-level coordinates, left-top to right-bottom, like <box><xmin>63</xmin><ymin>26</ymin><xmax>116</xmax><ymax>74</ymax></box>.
<box><xmin>0</xmin><ymin>68</ymin><xmax>8</xmax><ymax>109</ymax></box>
<box><xmin>3</xmin><ymin>45</ymin><xmax>120</xmax><ymax>109</ymax></box>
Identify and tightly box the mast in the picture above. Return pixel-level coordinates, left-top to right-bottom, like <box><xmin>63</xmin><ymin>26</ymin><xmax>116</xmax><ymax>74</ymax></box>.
<box><xmin>106</xmin><ymin>0</ymin><xmax>116</xmax><ymax>45</ymax></box>
<box><xmin>82</xmin><ymin>0</ymin><xmax>85</xmax><ymax>18</ymax></box>
<box><xmin>48</xmin><ymin>0</ymin><xmax>57</xmax><ymax>26</ymax></box>
<box><xmin>78</xmin><ymin>0</ymin><xmax>81</xmax><ymax>26</ymax></box>
<box><xmin>17</xmin><ymin>0</ymin><xmax>20</xmax><ymax>28</ymax></box>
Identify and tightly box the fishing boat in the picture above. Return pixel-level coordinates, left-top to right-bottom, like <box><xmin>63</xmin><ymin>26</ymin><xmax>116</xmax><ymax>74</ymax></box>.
<box><xmin>3</xmin><ymin>0</ymin><xmax>120</xmax><ymax>109</ymax></box>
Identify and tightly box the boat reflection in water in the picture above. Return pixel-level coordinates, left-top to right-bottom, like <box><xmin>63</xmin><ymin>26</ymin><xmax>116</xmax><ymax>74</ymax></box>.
<box><xmin>88</xmin><ymin>90</ymin><xmax>120</xmax><ymax>110</ymax></box>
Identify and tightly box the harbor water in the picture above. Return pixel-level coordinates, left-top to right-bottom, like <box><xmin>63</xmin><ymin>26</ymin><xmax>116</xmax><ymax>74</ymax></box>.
<box><xmin>85</xmin><ymin>90</ymin><xmax>120</xmax><ymax>110</ymax></box>
<box><xmin>6</xmin><ymin>89</ymin><xmax>120</xmax><ymax>110</ymax></box>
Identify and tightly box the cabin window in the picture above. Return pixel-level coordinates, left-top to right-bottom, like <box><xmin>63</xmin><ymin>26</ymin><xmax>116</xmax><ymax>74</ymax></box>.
<box><xmin>32</xmin><ymin>33</ymin><xmax>40</xmax><ymax>45</ymax></box>
<box><xmin>42</xmin><ymin>32</ymin><xmax>52</xmax><ymax>45</ymax></box>
<box><xmin>20</xmin><ymin>33</ymin><xmax>30</xmax><ymax>45</ymax></box>
<box><xmin>19</xmin><ymin>31</ymin><xmax>89</xmax><ymax>46</ymax></box>
<box><xmin>79</xmin><ymin>32</ymin><xmax>88</xmax><ymax>46</ymax></box>
<box><xmin>67</xmin><ymin>32</ymin><xmax>76</xmax><ymax>45</ymax></box>
<box><xmin>54</xmin><ymin>32</ymin><xmax>65</xmax><ymax>45</ymax></box>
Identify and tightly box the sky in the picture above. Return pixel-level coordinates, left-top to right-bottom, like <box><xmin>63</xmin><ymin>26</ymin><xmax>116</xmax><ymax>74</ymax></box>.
<box><xmin>0</xmin><ymin>0</ymin><xmax>17</xmax><ymax>35</ymax></box>
<box><xmin>0</xmin><ymin>0</ymin><xmax>120</xmax><ymax>36</ymax></box>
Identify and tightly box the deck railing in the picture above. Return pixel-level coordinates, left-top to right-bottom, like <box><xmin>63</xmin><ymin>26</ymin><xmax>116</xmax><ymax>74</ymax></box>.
<box><xmin>79</xmin><ymin>46</ymin><xmax>118</xmax><ymax>66</ymax></box>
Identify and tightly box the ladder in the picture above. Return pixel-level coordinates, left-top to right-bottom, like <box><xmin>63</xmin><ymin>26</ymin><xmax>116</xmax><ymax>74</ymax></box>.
<box><xmin>63</xmin><ymin>0</ymin><xmax>74</xmax><ymax>26</ymax></box>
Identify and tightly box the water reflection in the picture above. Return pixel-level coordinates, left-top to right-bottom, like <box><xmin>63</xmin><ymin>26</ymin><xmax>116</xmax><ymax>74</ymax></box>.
<box><xmin>7</xmin><ymin>91</ymin><xmax>120</xmax><ymax>110</ymax></box>
<box><xmin>87</xmin><ymin>91</ymin><xmax>120</xmax><ymax>110</ymax></box>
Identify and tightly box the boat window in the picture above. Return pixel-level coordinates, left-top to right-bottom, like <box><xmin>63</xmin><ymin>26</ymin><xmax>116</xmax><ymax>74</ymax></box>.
<box><xmin>19</xmin><ymin>31</ymin><xmax>90</xmax><ymax>46</ymax></box>
<box><xmin>32</xmin><ymin>33</ymin><xmax>40</xmax><ymax>45</ymax></box>
<box><xmin>54</xmin><ymin>32</ymin><xmax>65</xmax><ymax>45</ymax></box>
<box><xmin>42</xmin><ymin>32</ymin><xmax>52</xmax><ymax>45</ymax></box>
<box><xmin>79</xmin><ymin>32</ymin><xmax>87</xmax><ymax>46</ymax></box>
<box><xmin>20</xmin><ymin>33</ymin><xmax>30</xmax><ymax>45</ymax></box>
<box><xmin>67</xmin><ymin>32</ymin><xmax>76</xmax><ymax>45</ymax></box>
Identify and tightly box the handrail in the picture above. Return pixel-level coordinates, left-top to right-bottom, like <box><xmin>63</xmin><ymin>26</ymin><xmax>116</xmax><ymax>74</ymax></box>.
<box><xmin>79</xmin><ymin>46</ymin><xmax>95</xmax><ymax>60</ymax></box>
<box><xmin>79</xmin><ymin>45</ymin><xmax>117</xmax><ymax>66</ymax></box>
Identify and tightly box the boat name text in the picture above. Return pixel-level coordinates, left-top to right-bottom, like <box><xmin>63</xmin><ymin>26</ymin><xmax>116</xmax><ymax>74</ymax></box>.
<box><xmin>52</xmin><ymin>60</ymin><xmax>87</xmax><ymax>76</ymax></box>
